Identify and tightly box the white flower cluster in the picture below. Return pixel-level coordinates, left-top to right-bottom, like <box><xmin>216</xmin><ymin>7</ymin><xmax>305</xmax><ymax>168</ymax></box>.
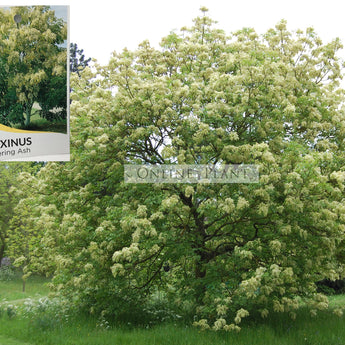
<box><xmin>221</xmin><ymin>198</ymin><xmax>235</xmax><ymax>214</ymax></box>
<box><xmin>96</xmin><ymin>133</ymin><xmax>109</xmax><ymax>144</ymax></box>
<box><xmin>280</xmin><ymin>225</ymin><xmax>292</xmax><ymax>235</ymax></box>
<box><xmin>239</xmin><ymin>276</ymin><xmax>261</xmax><ymax>298</ymax></box>
<box><xmin>161</xmin><ymin>195</ymin><xmax>180</xmax><ymax>209</ymax></box>
<box><xmin>22</xmin><ymin>297</ymin><xmax>71</xmax><ymax>323</ymax></box>
<box><xmin>184</xmin><ymin>186</ymin><xmax>194</xmax><ymax>198</ymax></box>
<box><xmin>111</xmin><ymin>263</ymin><xmax>125</xmax><ymax>277</ymax></box>
<box><xmin>161</xmin><ymin>145</ymin><xmax>176</xmax><ymax>159</ymax></box>
<box><xmin>236</xmin><ymin>197</ymin><xmax>249</xmax><ymax>211</ymax></box>
<box><xmin>228</xmin><ymin>131</ymin><xmax>239</xmax><ymax>141</ymax></box>
<box><xmin>333</xmin><ymin>308</ymin><xmax>344</xmax><ymax>317</ymax></box>
<box><xmin>213</xmin><ymin>318</ymin><xmax>227</xmax><ymax>330</ymax></box>
<box><xmin>330</xmin><ymin>171</ymin><xmax>345</xmax><ymax>186</ymax></box>
<box><xmin>308</xmin><ymin>293</ymin><xmax>329</xmax><ymax>311</ymax></box>
<box><xmin>120</xmin><ymin>216</ymin><xmax>136</xmax><ymax>232</ymax></box>
<box><xmin>269</xmin><ymin>240</ymin><xmax>282</xmax><ymax>255</ymax></box>
<box><xmin>137</xmin><ymin>205</ymin><xmax>147</xmax><ymax>218</ymax></box>
<box><xmin>260</xmin><ymin>308</ymin><xmax>269</xmax><ymax>318</ymax></box>
<box><xmin>84</xmin><ymin>139</ymin><xmax>95</xmax><ymax>149</ymax></box>
<box><xmin>216</xmin><ymin>304</ymin><xmax>228</xmax><ymax>316</ymax></box>
<box><xmin>262</xmin><ymin>151</ymin><xmax>275</xmax><ymax>163</ymax></box>
<box><xmin>234</xmin><ymin>308</ymin><xmax>249</xmax><ymax>324</ymax></box>
<box><xmin>270</xmin><ymin>264</ymin><xmax>281</xmax><ymax>277</ymax></box>
<box><xmin>112</xmin><ymin>243</ymin><xmax>140</xmax><ymax>263</ymax></box>
<box><xmin>273</xmin><ymin>299</ymin><xmax>285</xmax><ymax>313</ymax></box>
<box><xmin>235</xmin><ymin>246</ymin><xmax>253</xmax><ymax>260</ymax></box>
<box><xmin>193</xmin><ymin>318</ymin><xmax>210</xmax><ymax>330</ymax></box>
<box><xmin>257</xmin><ymin>203</ymin><xmax>269</xmax><ymax>217</ymax></box>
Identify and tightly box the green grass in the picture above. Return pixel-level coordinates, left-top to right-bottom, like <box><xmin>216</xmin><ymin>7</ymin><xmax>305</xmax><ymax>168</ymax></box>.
<box><xmin>0</xmin><ymin>334</ymin><xmax>32</xmax><ymax>345</ymax></box>
<box><xmin>0</xmin><ymin>272</ymin><xmax>50</xmax><ymax>303</ymax></box>
<box><xmin>19</xmin><ymin>118</ymin><xmax>67</xmax><ymax>134</ymax></box>
<box><xmin>0</xmin><ymin>310</ymin><xmax>345</xmax><ymax>345</ymax></box>
<box><xmin>0</xmin><ymin>276</ymin><xmax>345</xmax><ymax>345</ymax></box>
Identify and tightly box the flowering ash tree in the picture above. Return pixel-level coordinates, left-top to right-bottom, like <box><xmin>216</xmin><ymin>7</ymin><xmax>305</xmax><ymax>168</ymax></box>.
<box><xmin>24</xmin><ymin>8</ymin><xmax>345</xmax><ymax>330</ymax></box>
<box><xmin>0</xmin><ymin>6</ymin><xmax>67</xmax><ymax>127</ymax></box>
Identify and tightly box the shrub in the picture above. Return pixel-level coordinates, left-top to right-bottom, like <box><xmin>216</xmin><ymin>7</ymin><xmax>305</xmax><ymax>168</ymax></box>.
<box><xmin>1</xmin><ymin>257</ymin><xmax>11</xmax><ymax>267</ymax></box>
<box><xmin>0</xmin><ymin>265</ymin><xmax>15</xmax><ymax>281</ymax></box>
<box><xmin>22</xmin><ymin>297</ymin><xmax>75</xmax><ymax>326</ymax></box>
<box><xmin>6</xmin><ymin>305</ymin><xmax>17</xmax><ymax>319</ymax></box>
<box><xmin>316</xmin><ymin>279</ymin><xmax>345</xmax><ymax>295</ymax></box>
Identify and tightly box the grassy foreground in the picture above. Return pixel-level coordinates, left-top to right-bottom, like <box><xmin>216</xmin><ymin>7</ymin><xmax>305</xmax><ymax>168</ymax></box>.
<box><xmin>0</xmin><ymin>274</ymin><xmax>49</xmax><ymax>302</ymax></box>
<box><xmin>0</xmin><ymin>275</ymin><xmax>345</xmax><ymax>345</ymax></box>
<box><xmin>1</xmin><ymin>310</ymin><xmax>345</xmax><ymax>345</ymax></box>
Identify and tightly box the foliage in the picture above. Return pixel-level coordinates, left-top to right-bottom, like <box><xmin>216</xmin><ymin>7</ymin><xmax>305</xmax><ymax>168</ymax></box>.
<box><xmin>0</xmin><ymin>53</ymin><xmax>24</xmax><ymax>125</ymax></box>
<box><xmin>37</xmin><ymin>73</ymin><xmax>67</xmax><ymax>122</ymax></box>
<box><xmin>0</xmin><ymin>265</ymin><xmax>15</xmax><ymax>281</ymax></box>
<box><xmin>16</xmin><ymin>8</ymin><xmax>345</xmax><ymax>331</ymax></box>
<box><xmin>7</xmin><ymin>169</ymin><xmax>51</xmax><ymax>289</ymax></box>
<box><xmin>22</xmin><ymin>297</ymin><xmax>73</xmax><ymax>331</ymax></box>
<box><xmin>0</xmin><ymin>162</ymin><xmax>45</xmax><ymax>291</ymax></box>
<box><xmin>0</xmin><ymin>163</ymin><xmax>28</xmax><ymax>267</ymax></box>
<box><xmin>0</xmin><ymin>6</ymin><xmax>67</xmax><ymax>127</ymax></box>
<box><xmin>1</xmin><ymin>257</ymin><xmax>11</xmax><ymax>267</ymax></box>
<box><xmin>6</xmin><ymin>304</ymin><xmax>17</xmax><ymax>319</ymax></box>
<box><xmin>316</xmin><ymin>279</ymin><xmax>345</xmax><ymax>295</ymax></box>
<box><xmin>70</xmin><ymin>42</ymin><xmax>91</xmax><ymax>77</ymax></box>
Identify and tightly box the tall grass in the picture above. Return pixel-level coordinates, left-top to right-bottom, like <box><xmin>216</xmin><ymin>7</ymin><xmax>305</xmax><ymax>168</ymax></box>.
<box><xmin>0</xmin><ymin>302</ymin><xmax>344</xmax><ymax>345</ymax></box>
<box><xmin>0</xmin><ymin>275</ymin><xmax>344</xmax><ymax>345</ymax></box>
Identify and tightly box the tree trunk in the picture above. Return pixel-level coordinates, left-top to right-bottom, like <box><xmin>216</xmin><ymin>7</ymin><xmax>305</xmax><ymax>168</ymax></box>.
<box><xmin>178</xmin><ymin>192</ymin><xmax>209</xmax><ymax>305</ymax></box>
<box><xmin>25</xmin><ymin>105</ymin><xmax>31</xmax><ymax>127</ymax></box>
<box><xmin>194</xmin><ymin>254</ymin><xmax>207</xmax><ymax>305</ymax></box>
<box><xmin>0</xmin><ymin>243</ymin><xmax>4</xmax><ymax>267</ymax></box>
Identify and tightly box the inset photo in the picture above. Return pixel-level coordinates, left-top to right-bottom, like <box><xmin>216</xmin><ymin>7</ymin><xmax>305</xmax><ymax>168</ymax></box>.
<box><xmin>0</xmin><ymin>5</ymin><xmax>68</xmax><ymax>134</ymax></box>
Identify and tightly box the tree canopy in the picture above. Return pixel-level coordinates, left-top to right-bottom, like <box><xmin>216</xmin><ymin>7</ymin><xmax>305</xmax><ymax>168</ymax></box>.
<box><xmin>70</xmin><ymin>42</ymin><xmax>91</xmax><ymax>77</ymax></box>
<box><xmin>11</xmin><ymin>10</ymin><xmax>345</xmax><ymax>330</ymax></box>
<box><xmin>0</xmin><ymin>163</ymin><xmax>28</xmax><ymax>267</ymax></box>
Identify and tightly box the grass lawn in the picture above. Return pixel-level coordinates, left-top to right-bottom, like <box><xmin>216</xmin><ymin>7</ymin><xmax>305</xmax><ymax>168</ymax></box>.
<box><xmin>0</xmin><ymin>311</ymin><xmax>345</xmax><ymax>345</ymax></box>
<box><xmin>0</xmin><ymin>272</ymin><xmax>50</xmax><ymax>303</ymax></box>
<box><xmin>0</xmin><ymin>334</ymin><xmax>32</xmax><ymax>345</ymax></box>
<box><xmin>0</xmin><ymin>275</ymin><xmax>345</xmax><ymax>345</ymax></box>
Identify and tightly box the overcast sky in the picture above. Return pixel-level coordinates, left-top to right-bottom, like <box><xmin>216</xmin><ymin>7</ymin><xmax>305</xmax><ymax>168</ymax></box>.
<box><xmin>1</xmin><ymin>0</ymin><xmax>345</xmax><ymax>65</ymax></box>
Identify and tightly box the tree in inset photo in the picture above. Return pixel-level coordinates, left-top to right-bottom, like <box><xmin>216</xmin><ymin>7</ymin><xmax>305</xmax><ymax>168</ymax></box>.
<box><xmin>0</xmin><ymin>6</ymin><xmax>68</xmax><ymax>133</ymax></box>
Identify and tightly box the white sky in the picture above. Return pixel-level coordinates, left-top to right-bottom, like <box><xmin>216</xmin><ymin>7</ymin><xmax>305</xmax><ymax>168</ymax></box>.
<box><xmin>1</xmin><ymin>0</ymin><xmax>345</xmax><ymax>65</ymax></box>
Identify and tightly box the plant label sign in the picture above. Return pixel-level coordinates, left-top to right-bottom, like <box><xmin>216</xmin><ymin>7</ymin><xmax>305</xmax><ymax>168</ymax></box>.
<box><xmin>0</xmin><ymin>5</ymin><xmax>70</xmax><ymax>161</ymax></box>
